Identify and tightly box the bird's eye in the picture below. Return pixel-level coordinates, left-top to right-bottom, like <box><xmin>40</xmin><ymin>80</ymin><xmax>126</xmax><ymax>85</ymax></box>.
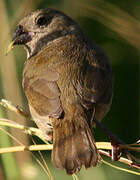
<box><xmin>36</xmin><ymin>16</ymin><xmax>52</xmax><ymax>27</ymax></box>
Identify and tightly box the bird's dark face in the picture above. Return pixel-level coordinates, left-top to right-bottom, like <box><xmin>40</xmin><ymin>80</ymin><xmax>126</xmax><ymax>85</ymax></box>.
<box><xmin>10</xmin><ymin>8</ymin><xmax>78</xmax><ymax>58</ymax></box>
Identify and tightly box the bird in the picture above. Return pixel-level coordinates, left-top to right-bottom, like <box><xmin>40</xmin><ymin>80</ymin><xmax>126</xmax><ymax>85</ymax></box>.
<box><xmin>8</xmin><ymin>8</ymin><xmax>113</xmax><ymax>174</ymax></box>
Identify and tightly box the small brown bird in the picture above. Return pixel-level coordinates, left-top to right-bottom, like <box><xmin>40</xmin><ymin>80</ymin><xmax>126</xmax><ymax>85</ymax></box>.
<box><xmin>8</xmin><ymin>8</ymin><xmax>113</xmax><ymax>174</ymax></box>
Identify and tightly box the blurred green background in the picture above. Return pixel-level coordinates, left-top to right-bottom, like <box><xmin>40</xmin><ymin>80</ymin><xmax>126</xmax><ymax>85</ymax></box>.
<box><xmin>0</xmin><ymin>0</ymin><xmax>139</xmax><ymax>180</ymax></box>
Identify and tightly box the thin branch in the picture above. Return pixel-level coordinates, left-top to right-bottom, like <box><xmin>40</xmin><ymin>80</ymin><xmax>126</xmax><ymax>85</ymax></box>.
<box><xmin>0</xmin><ymin>118</ymin><xmax>140</xmax><ymax>170</ymax></box>
<box><xmin>97</xmin><ymin>142</ymin><xmax>140</xmax><ymax>152</ymax></box>
<box><xmin>0</xmin><ymin>118</ymin><xmax>45</xmax><ymax>140</ymax></box>
<box><xmin>99</xmin><ymin>150</ymin><xmax>140</xmax><ymax>170</ymax></box>
<box><xmin>102</xmin><ymin>159</ymin><xmax>140</xmax><ymax>176</ymax></box>
<box><xmin>0</xmin><ymin>143</ymin><xmax>140</xmax><ymax>175</ymax></box>
<box><xmin>0</xmin><ymin>144</ymin><xmax>53</xmax><ymax>154</ymax></box>
<box><xmin>31</xmin><ymin>137</ymin><xmax>53</xmax><ymax>180</ymax></box>
<box><xmin>0</xmin><ymin>127</ymin><xmax>23</xmax><ymax>146</ymax></box>
<box><xmin>31</xmin><ymin>152</ymin><xmax>53</xmax><ymax>180</ymax></box>
<box><xmin>0</xmin><ymin>99</ymin><xmax>140</xmax><ymax>175</ymax></box>
<box><xmin>72</xmin><ymin>174</ymin><xmax>79</xmax><ymax>180</ymax></box>
<box><xmin>0</xmin><ymin>99</ymin><xmax>30</xmax><ymax>118</ymax></box>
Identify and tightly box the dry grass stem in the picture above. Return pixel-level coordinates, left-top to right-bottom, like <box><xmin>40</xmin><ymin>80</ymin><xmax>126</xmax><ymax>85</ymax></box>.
<box><xmin>0</xmin><ymin>99</ymin><xmax>140</xmax><ymax>175</ymax></box>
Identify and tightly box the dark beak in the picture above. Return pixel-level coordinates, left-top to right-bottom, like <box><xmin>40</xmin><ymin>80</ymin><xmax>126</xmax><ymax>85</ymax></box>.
<box><xmin>6</xmin><ymin>25</ymin><xmax>32</xmax><ymax>55</ymax></box>
<box><xmin>12</xmin><ymin>25</ymin><xmax>32</xmax><ymax>45</ymax></box>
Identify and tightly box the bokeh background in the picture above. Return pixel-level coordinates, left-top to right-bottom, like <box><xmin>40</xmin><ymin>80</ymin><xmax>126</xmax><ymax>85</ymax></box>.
<box><xmin>0</xmin><ymin>0</ymin><xmax>139</xmax><ymax>180</ymax></box>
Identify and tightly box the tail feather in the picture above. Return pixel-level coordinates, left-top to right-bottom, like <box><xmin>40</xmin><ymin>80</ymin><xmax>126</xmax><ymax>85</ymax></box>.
<box><xmin>52</xmin><ymin>119</ymin><xmax>100</xmax><ymax>174</ymax></box>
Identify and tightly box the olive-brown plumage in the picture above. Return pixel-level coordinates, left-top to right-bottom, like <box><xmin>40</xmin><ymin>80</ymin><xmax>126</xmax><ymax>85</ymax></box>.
<box><xmin>11</xmin><ymin>8</ymin><xmax>113</xmax><ymax>174</ymax></box>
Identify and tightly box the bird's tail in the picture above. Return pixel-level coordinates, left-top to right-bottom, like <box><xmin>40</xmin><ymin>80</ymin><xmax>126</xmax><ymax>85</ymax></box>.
<box><xmin>52</xmin><ymin>116</ymin><xmax>100</xmax><ymax>174</ymax></box>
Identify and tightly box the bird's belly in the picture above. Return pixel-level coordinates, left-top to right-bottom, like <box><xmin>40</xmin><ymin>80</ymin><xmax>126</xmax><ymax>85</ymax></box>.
<box><xmin>29</xmin><ymin>105</ymin><xmax>53</xmax><ymax>141</ymax></box>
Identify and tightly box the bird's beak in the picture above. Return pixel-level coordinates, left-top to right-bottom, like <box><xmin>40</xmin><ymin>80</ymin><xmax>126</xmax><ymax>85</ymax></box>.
<box><xmin>6</xmin><ymin>25</ymin><xmax>33</xmax><ymax>55</ymax></box>
<box><xmin>6</xmin><ymin>40</ymin><xmax>16</xmax><ymax>55</ymax></box>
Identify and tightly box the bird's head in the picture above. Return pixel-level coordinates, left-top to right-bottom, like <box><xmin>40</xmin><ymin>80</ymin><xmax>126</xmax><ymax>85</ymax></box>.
<box><xmin>7</xmin><ymin>8</ymin><xmax>79</xmax><ymax>58</ymax></box>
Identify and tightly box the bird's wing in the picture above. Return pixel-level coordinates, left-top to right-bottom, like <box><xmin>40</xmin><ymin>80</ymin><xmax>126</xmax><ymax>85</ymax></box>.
<box><xmin>23</xmin><ymin>69</ymin><xmax>63</xmax><ymax>118</ymax></box>
<box><xmin>77</xmin><ymin>46</ymin><xmax>113</xmax><ymax>109</ymax></box>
